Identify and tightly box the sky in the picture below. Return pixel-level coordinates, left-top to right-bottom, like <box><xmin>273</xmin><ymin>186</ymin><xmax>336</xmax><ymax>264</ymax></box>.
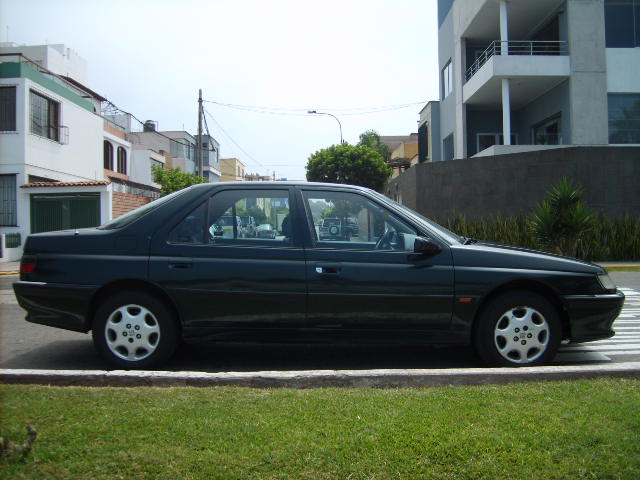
<box><xmin>1</xmin><ymin>0</ymin><xmax>440</xmax><ymax>180</ymax></box>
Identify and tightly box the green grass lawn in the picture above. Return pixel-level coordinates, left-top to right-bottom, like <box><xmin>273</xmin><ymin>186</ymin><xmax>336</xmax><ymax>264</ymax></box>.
<box><xmin>2</xmin><ymin>379</ymin><xmax>639</xmax><ymax>479</ymax></box>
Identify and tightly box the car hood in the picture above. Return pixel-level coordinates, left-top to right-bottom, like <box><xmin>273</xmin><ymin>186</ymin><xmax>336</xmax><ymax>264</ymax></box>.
<box><xmin>450</xmin><ymin>241</ymin><xmax>604</xmax><ymax>275</ymax></box>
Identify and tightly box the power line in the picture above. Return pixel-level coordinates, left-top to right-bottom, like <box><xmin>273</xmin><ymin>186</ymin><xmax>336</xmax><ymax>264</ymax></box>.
<box><xmin>204</xmin><ymin>99</ymin><xmax>427</xmax><ymax>117</ymax></box>
<box><xmin>203</xmin><ymin>107</ymin><xmax>265</xmax><ymax>169</ymax></box>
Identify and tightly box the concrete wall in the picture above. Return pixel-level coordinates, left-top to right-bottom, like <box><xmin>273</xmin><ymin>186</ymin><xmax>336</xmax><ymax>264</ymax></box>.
<box><xmin>386</xmin><ymin>146</ymin><xmax>640</xmax><ymax>220</ymax></box>
<box><xmin>566</xmin><ymin>0</ymin><xmax>609</xmax><ymax>145</ymax></box>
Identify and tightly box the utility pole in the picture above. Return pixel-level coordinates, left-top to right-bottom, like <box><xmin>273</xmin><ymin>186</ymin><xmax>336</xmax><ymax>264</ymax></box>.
<box><xmin>197</xmin><ymin>89</ymin><xmax>204</xmax><ymax>177</ymax></box>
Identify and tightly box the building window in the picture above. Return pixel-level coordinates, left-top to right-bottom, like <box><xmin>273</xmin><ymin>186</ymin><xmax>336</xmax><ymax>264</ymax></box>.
<box><xmin>608</xmin><ymin>93</ymin><xmax>640</xmax><ymax>143</ymax></box>
<box><xmin>117</xmin><ymin>147</ymin><xmax>127</xmax><ymax>174</ymax></box>
<box><xmin>532</xmin><ymin>115</ymin><xmax>562</xmax><ymax>145</ymax></box>
<box><xmin>443</xmin><ymin>133</ymin><xmax>454</xmax><ymax>161</ymax></box>
<box><xmin>103</xmin><ymin>141</ymin><xmax>114</xmax><ymax>170</ymax></box>
<box><xmin>441</xmin><ymin>60</ymin><xmax>453</xmax><ymax>99</ymax></box>
<box><xmin>0</xmin><ymin>86</ymin><xmax>17</xmax><ymax>132</ymax></box>
<box><xmin>0</xmin><ymin>174</ymin><xmax>17</xmax><ymax>226</ymax></box>
<box><xmin>605</xmin><ymin>0</ymin><xmax>640</xmax><ymax>48</ymax></box>
<box><xmin>477</xmin><ymin>133</ymin><xmax>519</xmax><ymax>153</ymax></box>
<box><xmin>30</xmin><ymin>90</ymin><xmax>60</xmax><ymax>141</ymax></box>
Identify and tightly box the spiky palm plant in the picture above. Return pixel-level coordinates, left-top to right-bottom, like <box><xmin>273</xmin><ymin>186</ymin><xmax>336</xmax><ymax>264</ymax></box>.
<box><xmin>530</xmin><ymin>178</ymin><xmax>594</xmax><ymax>258</ymax></box>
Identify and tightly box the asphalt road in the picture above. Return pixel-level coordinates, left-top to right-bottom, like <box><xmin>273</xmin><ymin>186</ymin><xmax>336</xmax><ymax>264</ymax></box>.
<box><xmin>1</xmin><ymin>272</ymin><xmax>639</xmax><ymax>371</ymax></box>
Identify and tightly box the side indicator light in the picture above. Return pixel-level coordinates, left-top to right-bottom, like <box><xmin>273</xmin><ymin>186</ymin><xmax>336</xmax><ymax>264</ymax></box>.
<box><xmin>458</xmin><ymin>297</ymin><xmax>473</xmax><ymax>303</ymax></box>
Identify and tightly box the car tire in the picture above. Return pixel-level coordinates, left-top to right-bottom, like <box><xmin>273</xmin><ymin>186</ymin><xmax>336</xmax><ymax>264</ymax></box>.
<box><xmin>474</xmin><ymin>291</ymin><xmax>561</xmax><ymax>367</ymax></box>
<box><xmin>92</xmin><ymin>291</ymin><xmax>178</xmax><ymax>369</ymax></box>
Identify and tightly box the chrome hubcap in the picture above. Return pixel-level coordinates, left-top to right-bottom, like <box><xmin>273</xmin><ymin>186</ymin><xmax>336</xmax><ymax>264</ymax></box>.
<box><xmin>104</xmin><ymin>304</ymin><xmax>160</xmax><ymax>361</ymax></box>
<box><xmin>494</xmin><ymin>306</ymin><xmax>549</xmax><ymax>364</ymax></box>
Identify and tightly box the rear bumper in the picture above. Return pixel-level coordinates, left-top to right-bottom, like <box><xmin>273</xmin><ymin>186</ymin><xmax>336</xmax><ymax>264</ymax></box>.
<box><xmin>13</xmin><ymin>281</ymin><xmax>98</xmax><ymax>333</ymax></box>
<box><xmin>563</xmin><ymin>291</ymin><xmax>625</xmax><ymax>343</ymax></box>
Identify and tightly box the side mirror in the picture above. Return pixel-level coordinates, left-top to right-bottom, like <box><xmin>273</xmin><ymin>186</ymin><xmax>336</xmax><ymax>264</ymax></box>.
<box><xmin>414</xmin><ymin>237</ymin><xmax>442</xmax><ymax>256</ymax></box>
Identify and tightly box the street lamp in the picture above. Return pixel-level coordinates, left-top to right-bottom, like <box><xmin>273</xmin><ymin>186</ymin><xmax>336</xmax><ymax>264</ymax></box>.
<box><xmin>307</xmin><ymin>110</ymin><xmax>343</xmax><ymax>144</ymax></box>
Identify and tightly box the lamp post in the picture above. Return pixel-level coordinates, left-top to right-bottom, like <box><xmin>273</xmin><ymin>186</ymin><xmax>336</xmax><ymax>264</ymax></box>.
<box><xmin>307</xmin><ymin>110</ymin><xmax>343</xmax><ymax>144</ymax></box>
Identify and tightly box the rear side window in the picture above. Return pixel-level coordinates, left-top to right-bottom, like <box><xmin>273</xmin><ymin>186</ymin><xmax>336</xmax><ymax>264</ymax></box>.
<box><xmin>207</xmin><ymin>189</ymin><xmax>293</xmax><ymax>246</ymax></box>
<box><xmin>168</xmin><ymin>202</ymin><xmax>207</xmax><ymax>244</ymax></box>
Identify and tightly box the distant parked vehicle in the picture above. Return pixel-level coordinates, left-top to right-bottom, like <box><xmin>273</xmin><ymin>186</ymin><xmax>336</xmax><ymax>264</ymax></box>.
<box><xmin>319</xmin><ymin>217</ymin><xmax>357</xmax><ymax>241</ymax></box>
<box><xmin>256</xmin><ymin>223</ymin><xmax>277</xmax><ymax>239</ymax></box>
<box><xmin>240</xmin><ymin>216</ymin><xmax>257</xmax><ymax>238</ymax></box>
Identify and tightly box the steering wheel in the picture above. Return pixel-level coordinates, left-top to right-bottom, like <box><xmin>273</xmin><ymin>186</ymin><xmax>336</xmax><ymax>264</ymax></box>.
<box><xmin>375</xmin><ymin>229</ymin><xmax>399</xmax><ymax>250</ymax></box>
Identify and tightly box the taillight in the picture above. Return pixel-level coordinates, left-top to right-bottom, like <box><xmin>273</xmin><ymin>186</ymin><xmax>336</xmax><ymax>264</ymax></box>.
<box><xmin>20</xmin><ymin>257</ymin><xmax>36</xmax><ymax>274</ymax></box>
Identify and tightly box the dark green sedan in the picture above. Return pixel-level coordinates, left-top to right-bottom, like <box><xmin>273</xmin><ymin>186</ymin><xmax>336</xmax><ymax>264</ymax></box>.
<box><xmin>13</xmin><ymin>182</ymin><xmax>624</xmax><ymax>369</ymax></box>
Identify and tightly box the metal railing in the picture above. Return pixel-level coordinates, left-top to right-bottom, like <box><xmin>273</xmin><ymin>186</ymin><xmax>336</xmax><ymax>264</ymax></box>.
<box><xmin>465</xmin><ymin>40</ymin><xmax>568</xmax><ymax>82</ymax></box>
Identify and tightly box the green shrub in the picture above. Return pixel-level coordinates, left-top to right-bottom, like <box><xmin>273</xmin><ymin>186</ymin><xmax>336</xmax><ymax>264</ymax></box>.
<box><xmin>436</xmin><ymin>213</ymin><xmax>640</xmax><ymax>261</ymax></box>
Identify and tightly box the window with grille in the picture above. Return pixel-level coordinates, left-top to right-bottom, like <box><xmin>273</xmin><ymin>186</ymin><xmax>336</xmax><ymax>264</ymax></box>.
<box><xmin>30</xmin><ymin>90</ymin><xmax>60</xmax><ymax>141</ymax></box>
<box><xmin>0</xmin><ymin>86</ymin><xmax>16</xmax><ymax>132</ymax></box>
<box><xmin>0</xmin><ymin>175</ymin><xmax>17</xmax><ymax>226</ymax></box>
<box><xmin>117</xmin><ymin>147</ymin><xmax>127</xmax><ymax>174</ymax></box>
<box><xmin>104</xmin><ymin>141</ymin><xmax>114</xmax><ymax>170</ymax></box>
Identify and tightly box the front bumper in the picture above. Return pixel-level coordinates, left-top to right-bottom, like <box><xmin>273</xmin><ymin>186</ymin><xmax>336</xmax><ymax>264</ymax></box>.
<box><xmin>13</xmin><ymin>281</ymin><xmax>99</xmax><ymax>333</ymax></box>
<box><xmin>563</xmin><ymin>290</ymin><xmax>625</xmax><ymax>343</ymax></box>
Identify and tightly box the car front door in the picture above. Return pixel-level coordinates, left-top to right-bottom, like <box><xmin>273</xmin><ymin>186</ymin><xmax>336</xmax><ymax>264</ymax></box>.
<box><xmin>149</xmin><ymin>187</ymin><xmax>307</xmax><ymax>338</ymax></box>
<box><xmin>300</xmin><ymin>187</ymin><xmax>454</xmax><ymax>335</ymax></box>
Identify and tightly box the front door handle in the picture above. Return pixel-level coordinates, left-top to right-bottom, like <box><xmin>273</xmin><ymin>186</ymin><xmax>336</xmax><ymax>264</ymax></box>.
<box><xmin>168</xmin><ymin>258</ymin><xmax>193</xmax><ymax>269</ymax></box>
<box><xmin>315</xmin><ymin>265</ymin><xmax>340</xmax><ymax>275</ymax></box>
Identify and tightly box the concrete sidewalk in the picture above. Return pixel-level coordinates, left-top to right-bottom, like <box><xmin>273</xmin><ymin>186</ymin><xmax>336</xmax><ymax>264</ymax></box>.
<box><xmin>2</xmin><ymin>363</ymin><xmax>639</xmax><ymax>388</ymax></box>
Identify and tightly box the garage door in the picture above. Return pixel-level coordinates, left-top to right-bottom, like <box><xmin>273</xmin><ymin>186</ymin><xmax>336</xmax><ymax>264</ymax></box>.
<box><xmin>30</xmin><ymin>194</ymin><xmax>100</xmax><ymax>233</ymax></box>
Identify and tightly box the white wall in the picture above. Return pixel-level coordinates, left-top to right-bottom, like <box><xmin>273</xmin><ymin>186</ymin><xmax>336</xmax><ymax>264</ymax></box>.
<box><xmin>0</xmin><ymin>43</ymin><xmax>88</xmax><ymax>84</ymax></box>
<box><xmin>606</xmin><ymin>49</ymin><xmax>640</xmax><ymax>93</ymax></box>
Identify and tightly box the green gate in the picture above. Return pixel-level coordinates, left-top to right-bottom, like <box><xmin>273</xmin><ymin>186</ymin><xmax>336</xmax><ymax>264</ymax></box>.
<box><xmin>30</xmin><ymin>194</ymin><xmax>101</xmax><ymax>233</ymax></box>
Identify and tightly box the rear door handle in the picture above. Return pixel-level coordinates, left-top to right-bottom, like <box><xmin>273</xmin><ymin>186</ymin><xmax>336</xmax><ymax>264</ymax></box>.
<box><xmin>168</xmin><ymin>258</ymin><xmax>193</xmax><ymax>269</ymax></box>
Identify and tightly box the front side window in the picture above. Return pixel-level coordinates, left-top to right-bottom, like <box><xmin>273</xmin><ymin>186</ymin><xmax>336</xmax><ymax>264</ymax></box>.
<box><xmin>208</xmin><ymin>189</ymin><xmax>292</xmax><ymax>245</ymax></box>
<box><xmin>0</xmin><ymin>86</ymin><xmax>17</xmax><ymax>132</ymax></box>
<box><xmin>168</xmin><ymin>202</ymin><xmax>207</xmax><ymax>244</ymax></box>
<box><xmin>30</xmin><ymin>90</ymin><xmax>60</xmax><ymax>141</ymax></box>
<box><xmin>303</xmin><ymin>190</ymin><xmax>416</xmax><ymax>251</ymax></box>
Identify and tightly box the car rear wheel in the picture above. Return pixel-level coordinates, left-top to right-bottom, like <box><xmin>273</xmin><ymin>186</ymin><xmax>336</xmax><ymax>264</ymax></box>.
<box><xmin>474</xmin><ymin>291</ymin><xmax>561</xmax><ymax>367</ymax></box>
<box><xmin>92</xmin><ymin>291</ymin><xmax>178</xmax><ymax>369</ymax></box>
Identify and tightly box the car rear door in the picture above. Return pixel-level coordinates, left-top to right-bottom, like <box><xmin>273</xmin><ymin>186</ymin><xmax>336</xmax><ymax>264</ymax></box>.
<box><xmin>149</xmin><ymin>186</ymin><xmax>307</xmax><ymax>336</ymax></box>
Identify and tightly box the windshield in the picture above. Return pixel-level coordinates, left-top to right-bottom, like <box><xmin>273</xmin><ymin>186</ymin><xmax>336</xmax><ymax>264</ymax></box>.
<box><xmin>98</xmin><ymin>189</ymin><xmax>187</xmax><ymax>230</ymax></box>
<box><xmin>370</xmin><ymin>191</ymin><xmax>462</xmax><ymax>244</ymax></box>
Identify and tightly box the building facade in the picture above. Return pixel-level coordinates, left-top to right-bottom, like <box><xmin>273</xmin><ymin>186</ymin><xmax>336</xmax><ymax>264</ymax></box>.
<box><xmin>220</xmin><ymin>157</ymin><xmax>246</xmax><ymax>181</ymax></box>
<box><xmin>433</xmin><ymin>0</ymin><xmax>640</xmax><ymax>161</ymax></box>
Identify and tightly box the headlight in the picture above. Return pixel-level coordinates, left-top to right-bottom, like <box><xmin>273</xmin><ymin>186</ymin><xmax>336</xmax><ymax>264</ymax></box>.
<box><xmin>597</xmin><ymin>273</ymin><xmax>616</xmax><ymax>292</ymax></box>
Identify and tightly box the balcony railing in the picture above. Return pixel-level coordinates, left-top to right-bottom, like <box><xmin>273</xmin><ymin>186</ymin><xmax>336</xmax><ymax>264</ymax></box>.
<box><xmin>465</xmin><ymin>40</ymin><xmax>568</xmax><ymax>82</ymax></box>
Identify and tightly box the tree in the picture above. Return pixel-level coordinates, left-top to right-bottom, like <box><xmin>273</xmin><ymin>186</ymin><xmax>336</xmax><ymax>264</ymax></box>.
<box><xmin>151</xmin><ymin>165</ymin><xmax>208</xmax><ymax>196</ymax></box>
<box><xmin>530</xmin><ymin>178</ymin><xmax>595</xmax><ymax>258</ymax></box>
<box><xmin>305</xmin><ymin>143</ymin><xmax>392</xmax><ymax>192</ymax></box>
<box><xmin>358</xmin><ymin>129</ymin><xmax>391</xmax><ymax>162</ymax></box>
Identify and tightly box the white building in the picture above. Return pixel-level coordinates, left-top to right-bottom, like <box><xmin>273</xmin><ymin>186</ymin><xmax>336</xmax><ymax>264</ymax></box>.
<box><xmin>427</xmin><ymin>0</ymin><xmax>640</xmax><ymax>161</ymax></box>
<box><xmin>0</xmin><ymin>50</ymin><xmax>111</xmax><ymax>260</ymax></box>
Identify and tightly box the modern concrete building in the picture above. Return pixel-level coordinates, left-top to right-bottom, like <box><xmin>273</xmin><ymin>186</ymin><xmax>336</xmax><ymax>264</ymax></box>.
<box><xmin>197</xmin><ymin>134</ymin><xmax>221</xmax><ymax>182</ymax></box>
<box><xmin>432</xmin><ymin>0</ymin><xmax>640</xmax><ymax>161</ymax></box>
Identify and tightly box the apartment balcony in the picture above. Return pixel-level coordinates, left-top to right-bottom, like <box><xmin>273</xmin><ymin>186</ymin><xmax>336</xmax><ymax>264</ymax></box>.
<box><xmin>463</xmin><ymin>40</ymin><xmax>570</xmax><ymax>108</ymax></box>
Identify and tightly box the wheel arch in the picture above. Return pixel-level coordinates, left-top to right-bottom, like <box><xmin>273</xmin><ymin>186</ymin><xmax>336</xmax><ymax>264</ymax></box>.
<box><xmin>472</xmin><ymin>279</ymin><xmax>570</xmax><ymax>340</ymax></box>
<box><xmin>88</xmin><ymin>280</ymin><xmax>182</xmax><ymax>333</ymax></box>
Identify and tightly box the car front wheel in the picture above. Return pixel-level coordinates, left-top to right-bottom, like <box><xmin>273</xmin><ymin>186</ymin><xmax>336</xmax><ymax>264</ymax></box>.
<box><xmin>474</xmin><ymin>291</ymin><xmax>561</xmax><ymax>367</ymax></box>
<box><xmin>92</xmin><ymin>291</ymin><xmax>178</xmax><ymax>369</ymax></box>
